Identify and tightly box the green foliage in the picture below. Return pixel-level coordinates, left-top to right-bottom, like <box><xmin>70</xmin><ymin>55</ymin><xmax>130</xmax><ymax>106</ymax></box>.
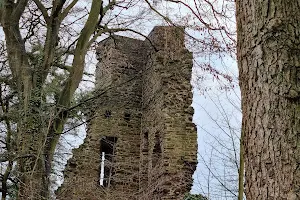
<box><xmin>184</xmin><ymin>193</ymin><xmax>208</xmax><ymax>200</ymax></box>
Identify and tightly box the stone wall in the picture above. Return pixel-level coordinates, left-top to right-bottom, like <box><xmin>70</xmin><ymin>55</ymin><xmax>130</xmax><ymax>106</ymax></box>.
<box><xmin>57</xmin><ymin>26</ymin><xmax>197</xmax><ymax>200</ymax></box>
<box><xmin>139</xmin><ymin>27</ymin><xmax>197</xmax><ymax>200</ymax></box>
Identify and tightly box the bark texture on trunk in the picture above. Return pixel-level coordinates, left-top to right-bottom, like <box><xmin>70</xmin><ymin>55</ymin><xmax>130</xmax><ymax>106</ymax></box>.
<box><xmin>236</xmin><ymin>0</ymin><xmax>300</xmax><ymax>199</ymax></box>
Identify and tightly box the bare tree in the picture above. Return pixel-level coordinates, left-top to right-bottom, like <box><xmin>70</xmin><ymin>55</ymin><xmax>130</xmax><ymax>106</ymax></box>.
<box><xmin>192</xmin><ymin>81</ymin><xmax>243</xmax><ymax>200</ymax></box>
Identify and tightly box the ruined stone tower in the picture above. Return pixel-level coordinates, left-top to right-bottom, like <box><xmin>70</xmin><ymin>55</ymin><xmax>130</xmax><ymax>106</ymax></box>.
<box><xmin>57</xmin><ymin>26</ymin><xmax>197</xmax><ymax>200</ymax></box>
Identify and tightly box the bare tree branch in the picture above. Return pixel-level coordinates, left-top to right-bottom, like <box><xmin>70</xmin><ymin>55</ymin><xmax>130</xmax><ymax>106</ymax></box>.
<box><xmin>32</xmin><ymin>0</ymin><xmax>50</xmax><ymax>23</ymax></box>
<box><xmin>13</xmin><ymin>0</ymin><xmax>28</xmax><ymax>20</ymax></box>
<box><xmin>60</xmin><ymin>0</ymin><xmax>78</xmax><ymax>21</ymax></box>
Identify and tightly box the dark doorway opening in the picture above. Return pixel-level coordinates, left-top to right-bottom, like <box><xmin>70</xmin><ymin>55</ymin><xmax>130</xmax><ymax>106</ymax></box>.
<box><xmin>100</xmin><ymin>136</ymin><xmax>118</xmax><ymax>187</ymax></box>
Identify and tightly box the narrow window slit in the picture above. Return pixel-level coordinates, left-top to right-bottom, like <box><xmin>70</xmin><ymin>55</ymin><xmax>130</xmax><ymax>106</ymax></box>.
<box><xmin>142</xmin><ymin>132</ymin><xmax>149</xmax><ymax>152</ymax></box>
<box><xmin>104</xmin><ymin>110</ymin><xmax>111</xmax><ymax>118</ymax></box>
<box><xmin>124</xmin><ymin>113</ymin><xmax>131</xmax><ymax>121</ymax></box>
<box><xmin>152</xmin><ymin>132</ymin><xmax>162</xmax><ymax>167</ymax></box>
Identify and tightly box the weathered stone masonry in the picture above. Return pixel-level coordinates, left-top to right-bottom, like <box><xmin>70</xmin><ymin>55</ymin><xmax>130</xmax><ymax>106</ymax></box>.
<box><xmin>57</xmin><ymin>26</ymin><xmax>197</xmax><ymax>200</ymax></box>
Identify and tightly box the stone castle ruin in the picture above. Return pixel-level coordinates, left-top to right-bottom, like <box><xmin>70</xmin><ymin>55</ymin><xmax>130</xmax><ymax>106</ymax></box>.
<box><xmin>57</xmin><ymin>26</ymin><xmax>197</xmax><ymax>200</ymax></box>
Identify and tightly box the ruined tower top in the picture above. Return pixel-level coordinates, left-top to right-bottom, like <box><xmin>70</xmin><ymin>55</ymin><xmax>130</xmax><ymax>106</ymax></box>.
<box><xmin>147</xmin><ymin>26</ymin><xmax>185</xmax><ymax>51</ymax></box>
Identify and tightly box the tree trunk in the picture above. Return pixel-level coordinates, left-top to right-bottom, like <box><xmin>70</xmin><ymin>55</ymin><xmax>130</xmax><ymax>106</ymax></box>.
<box><xmin>17</xmin><ymin>91</ymin><xmax>49</xmax><ymax>200</ymax></box>
<box><xmin>236</xmin><ymin>0</ymin><xmax>300</xmax><ymax>199</ymax></box>
<box><xmin>1</xmin><ymin>8</ymin><xmax>49</xmax><ymax>199</ymax></box>
<box><xmin>238</xmin><ymin>130</ymin><xmax>244</xmax><ymax>200</ymax></box>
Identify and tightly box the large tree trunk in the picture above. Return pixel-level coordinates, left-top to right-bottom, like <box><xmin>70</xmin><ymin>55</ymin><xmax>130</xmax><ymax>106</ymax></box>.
<box><xmin>1</xmin><ymin>6</ymin><xmax>49</xmax><ymax>199</ymax></box>
<box><xmin>17</xmin><ymin>99</ymin><xmax>50</xmax><ymax>200</ymax></box>
<box><xmin>236</xmin><ymin>0</ymin><xmax>300</xmax><ymax>199</ymax></box>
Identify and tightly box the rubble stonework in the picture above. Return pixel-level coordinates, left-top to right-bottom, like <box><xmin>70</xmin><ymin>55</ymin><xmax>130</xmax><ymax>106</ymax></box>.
<box><xmin>57</xmin><ymin>26</ymin><xmax>197</xmax><ymax>200</ymax></box>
